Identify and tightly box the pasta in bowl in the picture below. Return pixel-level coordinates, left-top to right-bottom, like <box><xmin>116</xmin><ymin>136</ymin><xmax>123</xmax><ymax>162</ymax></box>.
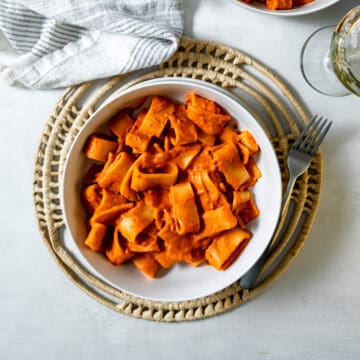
<box><xmin>62</xmin><ymin>78</ymin><xmax>282</xmax><ymax>301</ymax></box>
<box><xmin>227</xmin><ymin>0</ymin><xmax>340</xmax><ymax>16</ymax></box>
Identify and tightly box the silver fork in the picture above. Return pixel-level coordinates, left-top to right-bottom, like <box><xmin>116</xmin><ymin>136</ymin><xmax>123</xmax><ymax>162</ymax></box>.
<box><xmin>239</xmin><ymin>115</ymin><xmax>332</xmax><ymax>289</ymax></box>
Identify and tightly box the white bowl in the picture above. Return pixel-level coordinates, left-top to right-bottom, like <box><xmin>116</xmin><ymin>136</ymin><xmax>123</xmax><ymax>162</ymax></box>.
<box><xmin>61</xmin><ymin>78</ymin><xmax>282</xmax><ymax>302</ymax></box>
<box><xmin>227</xmin><ymin>0</ymin><xmax>341</xmax><ymax>16</ymax></box>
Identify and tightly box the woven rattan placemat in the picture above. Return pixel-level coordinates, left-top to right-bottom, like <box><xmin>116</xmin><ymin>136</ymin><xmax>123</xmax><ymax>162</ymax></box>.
<box><xmin>33</xmin><ymin>37</ymin><xmax>322</xmax><ymax>322</ymax></box>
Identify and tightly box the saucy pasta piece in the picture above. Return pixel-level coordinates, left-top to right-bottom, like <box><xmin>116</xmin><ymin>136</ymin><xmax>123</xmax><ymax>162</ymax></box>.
<box><xmin>194</xmin><ymin>205</ymin><xmax>237</xmax><ymax>243</ymax></box>
<box><xmin>212</xmin><ymin>141</ymin><xmax>250</xmax><ymax>190</ymax></box>
<box><xmin>90</xmin><ymin>203</ymin><xmax>133</xmax><ymax>227</ymax></box>
<box><xmin>127</xmin><ymin>226</ymin><xmax>160</xmax><ymax>253</ymax></box>
<box><xmin>86</xmin><ymin>189</ymin><xmax>128</xmax><ymax>227</ymax></box>
<box><xmin>189</xmin><ymin>170</ymin><xmax>227</xmax><ymax>211</ymax></box>
<box><xmin>97</xmin><ymin>152</ymin><xmax>134</xmax><ymax>193</ymax></box>
<box><xmin>132</xmin><ymin>253</ymin><xmax>160</xmax><ymax>279</ymax></box>
<box><xmin>131</xmin><ymin>163</ymin><xmax>179</xmax><ymax>191</ymax></box>
<box><xmin>170</xmin><ymin>183</ymin><xmax>200</xmax><ymax>235</ymax></box>
<box><xmin>169</xmin><ymin>105</ymin><xmax>198</xmax><ymax>146</ymax></box>
<box><xmin>84</xmin><ymin>135</ymin><xmax>118</xmax><ymax>162</ymax></box>
<box><xmin>84</xmin><ymin>223</ymin><xmax>108</xmax><ymax>252</ymax></box>
<box><xmin>125</xmin><ymin>111</ymin><xmax>152</xmax><ymax>152</ymax></box>
<box><xmin>186</xmin><ymin>94</ymin><xmax>230</xmax><ymax>135</ymax></box>
<box><xmin>139</xmin><ymin>96</ymin><xmax>174</xmax><ymax>137</ymax></box>
<box><xmin>81</xmin><ymin>184</ymin><xmax>102</xmax><ymax>214</ymax></box>
<box><xmin>108</xmin><ymin>111</ymin><xmax>133</xmax><ymax>150</ymax></box>
<box><xmin>205</xmin><ymin>227</ymin><xmax>251</xmax><ymax>270</ymax></box>
<box><xmin>219</xmin><ymin>126</ymin><xmax>251</xmax><ymax>164</ymax></box>
<box><xmin>105</xmin><ymin>229</ymin><xmax>134</xmax><ymax>265</ymax></box>
<box><xmin>170</xmin><ymin>144</ymin><xmax>202</xmax><ymax>170</ymax></box>
<box><xmin>117</xmin><ymin>200</ymin><xmax>154</xmax><ymax>243</ymax></box>
<box><xmin>238</xmin><ymin>130</ymin><xmax>260</xmax><ymax>155</ymax></box>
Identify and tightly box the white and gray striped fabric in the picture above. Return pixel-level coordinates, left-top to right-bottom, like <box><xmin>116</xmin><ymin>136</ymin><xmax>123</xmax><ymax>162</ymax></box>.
<box><xmin>0</xmin><ymin>0</ymin><xmax>183</xmax><ymax>89</ymax></box>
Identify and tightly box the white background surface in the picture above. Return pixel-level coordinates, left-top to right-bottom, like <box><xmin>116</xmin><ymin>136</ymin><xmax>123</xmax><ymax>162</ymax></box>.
<box><xmin>1</xmin><ymin>0</ymin><xmax>360</xmax><ymax>359</ymax></box>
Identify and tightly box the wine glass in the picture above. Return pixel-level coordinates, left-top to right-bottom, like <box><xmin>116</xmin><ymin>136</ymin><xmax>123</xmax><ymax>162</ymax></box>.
<box><xmin>300</xmin><ymin>6</ymin><xmax>360</xmax><ymax>97</ymax></box>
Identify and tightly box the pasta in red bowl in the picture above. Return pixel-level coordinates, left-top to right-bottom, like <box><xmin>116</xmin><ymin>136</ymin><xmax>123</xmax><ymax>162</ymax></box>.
<box><xmin>62</xmin><ymin>78</ymin><xmax>282</xmax><ymax>301</ymax></box>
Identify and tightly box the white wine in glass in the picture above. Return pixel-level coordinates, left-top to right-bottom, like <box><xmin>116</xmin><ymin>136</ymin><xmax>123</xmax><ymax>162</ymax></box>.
<box><xmin>301</xmin><ymin>6</ymin><xmax>360</xmax><ymax>97</ymax></box>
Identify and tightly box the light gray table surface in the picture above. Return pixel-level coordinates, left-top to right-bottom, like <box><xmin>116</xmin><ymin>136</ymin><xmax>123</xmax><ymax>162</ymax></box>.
<box><xmin>1</xmin><ymin>1</ymin><xmax>360</xmax><ymax>359</ymax></box>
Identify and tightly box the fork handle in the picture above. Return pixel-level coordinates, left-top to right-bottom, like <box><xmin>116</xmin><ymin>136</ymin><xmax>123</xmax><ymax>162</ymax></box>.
<box><xmin>239</xmin><ymin>247</ymin><xmax>268</xmax><ymax>289</ymax></box>
<box><xmin>280</xmin><ymin>175</ymin><xmax>296</xmax><ymax>217</ymax></box>
<box><xmin>239</xmin><ymin>175</ymin><xmax>296</xmax><ymax>289</ymax></box>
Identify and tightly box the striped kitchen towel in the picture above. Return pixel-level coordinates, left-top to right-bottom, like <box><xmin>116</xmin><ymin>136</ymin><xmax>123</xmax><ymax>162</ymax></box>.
<box><xmin>0</xmin><ymin>0</ymin><xmax>183</xmax><ymax>89</ymax></box>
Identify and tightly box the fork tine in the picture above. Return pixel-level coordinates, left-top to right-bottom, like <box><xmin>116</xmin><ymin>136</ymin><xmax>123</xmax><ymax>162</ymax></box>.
<box><xmin>292</xmin><ymin>115</ymin><xmax>318</xmax><ymax>148</ymax></box>
<box><xmin>310</xmin><ymin>121</ymin><xmax>332</xmax><ymax>156</ymax></box>
<box><xmin>299</xmin><ymin>117</ymin><xmax>324</xmax><ymax>150</ymax></box>
<box><xmin>304</xmin><ymin>118</ymin><xmax>328</xmax><ymax>152</ymax></box>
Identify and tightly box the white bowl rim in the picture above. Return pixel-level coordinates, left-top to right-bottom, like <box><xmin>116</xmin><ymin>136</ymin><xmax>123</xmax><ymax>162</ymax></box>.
<box><xmin>61</xmin><ymin>77</ymin><xmax>283</xmax><ymax>302</ymax></box>
<box><xmin>227</xmin><ymin>0</ymin><xmax>341</xmax><ymax>17</ymax></box>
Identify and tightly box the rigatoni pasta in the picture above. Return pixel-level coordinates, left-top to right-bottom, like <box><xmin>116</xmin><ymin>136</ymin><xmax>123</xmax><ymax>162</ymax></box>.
<box><xmin>81</xmin><ymin>92</ymin><xmax>261</xmax><ymax>278</ymax></box>
<box><xmin>240</xmin><ymin>0</ymin><xmax>314</xmax><ymax>10</ymax></box>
